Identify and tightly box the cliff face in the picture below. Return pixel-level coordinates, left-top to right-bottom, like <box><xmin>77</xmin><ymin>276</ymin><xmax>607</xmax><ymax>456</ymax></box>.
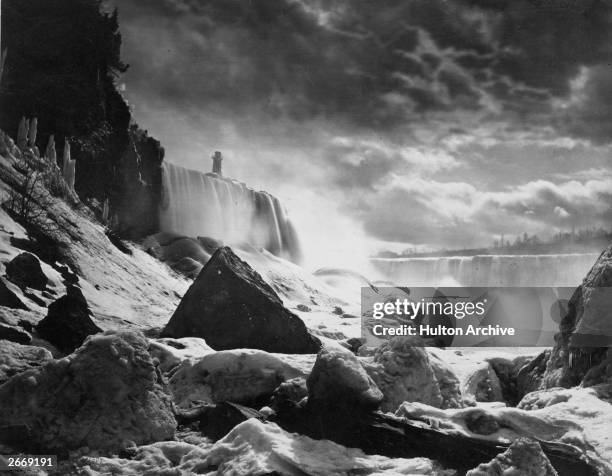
<box><xmin>0</xmin><ymin>0</ymin><xmax>163</xmax><ymax>239</ymax></box>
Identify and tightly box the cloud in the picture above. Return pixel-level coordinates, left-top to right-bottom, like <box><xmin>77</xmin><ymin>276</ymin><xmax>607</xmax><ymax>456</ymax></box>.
<box><xmin>358</xmin><ymin>177</ymin><xmax>612</xmax><ymax>246</ymax></box>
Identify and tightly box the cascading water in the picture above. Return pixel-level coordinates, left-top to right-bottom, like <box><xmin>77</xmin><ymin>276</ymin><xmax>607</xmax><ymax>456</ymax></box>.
<box><xmin>371</xmin><ymin>253</ymin><xmax>600</xmax><ymax>287</ymax></box>
<box><xmin>160</xmin><ymin>162</ymin><xmax>301</xmax><ymax>263</ymax></box>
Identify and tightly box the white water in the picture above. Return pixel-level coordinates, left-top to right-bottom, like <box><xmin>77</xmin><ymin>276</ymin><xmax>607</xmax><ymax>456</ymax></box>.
<box><xmin>371</xmin><ymin>253</ymin><xmax>600</xmax><ymax>287</ymax></box>
<box><xmin>160</xmin><ymin>162</ymin><xmax>301</xmax><ymax>263</ymax></box>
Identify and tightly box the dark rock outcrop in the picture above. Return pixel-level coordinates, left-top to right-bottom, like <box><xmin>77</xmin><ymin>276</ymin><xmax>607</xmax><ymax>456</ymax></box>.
<box><xmin>0</xmin><ymin>278</ymin><xmax>29</xmax><ymax>310</ymax></box>
<box><xmin>5</xmin><ymin>252</ymin><xmax>48</xmax><ymax>290</ymax></box>
<box><xmin>467</xmin><ymin>438</ymin><xmax>557</xmax><ymax>476</ymax></box>
<box><xmin>36</xmin><ymin>288</ymin><xmax>102</xmax><ymax>354</ymax></box>
<box><xmin>540</xmin><ymin>244</ymin><xmax>612</xmax><ymax>389</ymax></box>
<box><xmin>0</xmin><ymin>323</ymin><xmax>31</xmax><ymax>345</ymax></box>
<box><xmin>161</xmin><ymin>247</ymin><xmax>320</xmax><ymax>354</ymax></box>
<box><xmin>0</xmin><ymin>331</ymin><xmax>176</xmax><ymax>453</ymax></box>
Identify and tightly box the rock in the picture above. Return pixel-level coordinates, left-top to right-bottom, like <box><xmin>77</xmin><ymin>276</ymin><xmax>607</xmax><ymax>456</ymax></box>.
<box><xmin>307</xmin><ymin>346</ymin><xmax>383</xmax><ymax>410</ymax></box>
<box><xmin>148</xmin><ymin>337</ymin><xmax>213</xmax><ymax>373</ymax></box>
<box><xmin>5</xmin><ymin>252</ymin><xmax>48</xmax><ymax>291</ymax></box>
<box><xmin>516</xmin><ymin>350</ymin><xmax>551</xmax><ymax>399</ymax></box>
<box><xmin>0</xmin><ymin>278</ymin><xmax>29</xmax><ymax>310</ymax></box>
<box><xmin>464</xmin><ymin>409</ymin><xmax>501</xmax><ymax>435</ymax></box>
<box><xmin>161</xmin><ymin>247</ymin><xmax>321</xmax><ymax>354</ymax></box>
<box><xmin>0</xmin><ymin>323</ymin><xmax>31</xmax><ymax>344</ymax></box>
<box><xmin>332</xmin><ymin>306</ymin><xmax>344</xmax><ymax>315</ymax></box>
<box><xmin>172</xmin><ymin>257</ymin><xmax>203</xmax><ymax>279</ymax></box>
<box><xmin>0</xmin><ymin>341</ymin><xmax>53</xmax><ymax>384</ymax></box>
<box><xmin>169</xmin><ymin>348</ymin><xmax>304</xmax><ymax>408</ymax></box>
<box><xmin>0</xmin><ymin>331</ymin><xmax>176</xmax><ymax>453</ymax></box>
<box><xmin>467</xmin><ymin>438</ymin><xmax>558</xmax><ymax>476</ymax></box>
<box><xmin>270</xmin><ymin>377</ymin><xmax>308</xmax><ymax>411</ymax></box>
<box><xmin>463</xmin><ymin>362</ymin><xmax>504</xmax><ymax>403</ymax></box>
<box><xmin>364</xmin><ymin>337</ymin><xmax>462</xmax><ymax>412</ymax></box>
<box><xmin>296</xmin><ymin>304</ymin><xmax>311</xmax><ymax>312</ymax></box>
<box><xmin>35</xmin><ymin>288</ymin><xmax>102</xmax><ymax>354</ymax></box>
<box><xmin>540</xmin><ymin>244</ymin><xmax>612</xmax><ymax>389</ymax></box>
<box><xmin>44</xmin><ymin>135</ymin><xmax>57</xmax><ymax>165</ymax></box>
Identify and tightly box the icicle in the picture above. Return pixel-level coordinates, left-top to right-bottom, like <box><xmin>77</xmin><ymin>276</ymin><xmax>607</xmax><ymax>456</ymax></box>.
<box><xmin>17</xmin><ymin>117</ymin><xmax>29</xmax><ymax>150</ymax></box>
<box><xmin>62</xmin><ymin>139</ymin><xmax>76</xmax><ymax>190</ymax></box>
<box><xmin>45</xmin><ymin>135</ymin><xmax>57</xmax><ymax>165</ymax></box>
<box><xmin>27</xmin><ymin>117</ymin><xmax>37</xmax><ymax>149</ymax></box>
<box><xmin>102</xmin><ymin>198</ymin><xmax>110</xmax><ymax>223</ymax></box>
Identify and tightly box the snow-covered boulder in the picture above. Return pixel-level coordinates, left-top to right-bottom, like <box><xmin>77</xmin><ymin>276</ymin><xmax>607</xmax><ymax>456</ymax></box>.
<box><xmin>307</xmin><ymin>346</ymin><xmax>383</xmax><ymax>410</ymax></box>
<box><xmin>0</xmin><ymin>340</ymin><xmax>53</xmax><ymax>384</ymax></box>
<box><xmin>365</xmin><ymin>337</ymin><xmax>462</xmax><ymax>411</ymax></box>
<box><xmin>0</xmin><ymin>331</ymin><xmax>176</xmax><ymax>452</ymax></box>
<box><xmin>467</xmin><ymin>438</ymin><xmax>557</xmax><ymax>476</ymax></box>
<box><xmin>148</xmin><ymin>337</ymin><xmax>213</xmax><ymax>372</ymax></box>
<box><xmin>169</xmin><ymin>348</ymin><xmax>305</xmax><ymax>407</ymax></box>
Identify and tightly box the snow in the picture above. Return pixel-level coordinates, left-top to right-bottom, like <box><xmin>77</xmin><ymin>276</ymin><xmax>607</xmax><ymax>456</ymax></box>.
<box><xmin>78</xmin><ymin>419</ymin><xmax>449</xmax><ymax>476</ymax></box>
<box><xmin>169</xmin><ymin>349</ymin><xmax>312</xmax><ymax>407</ymax></box>
<box><xmin>396</xmin><ymin>384</ymin><xmax>612</xmax><ymax>474</ymax></box>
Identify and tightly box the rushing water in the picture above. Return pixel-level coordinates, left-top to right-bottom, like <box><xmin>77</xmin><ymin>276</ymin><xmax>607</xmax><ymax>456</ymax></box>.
<box><xmin>371</xmin><ymin>253</ymin><xmax>600</xmax><ymax>287</ymax></box>
<box><xmin>160</xmin><ymin>162</ymin><xmax>301</xmax><ymax>263</ymax></box>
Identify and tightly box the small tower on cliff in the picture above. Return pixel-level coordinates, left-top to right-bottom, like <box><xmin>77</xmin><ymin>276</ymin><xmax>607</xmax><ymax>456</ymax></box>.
<box><xmin>211</xmin><ymin>150</ymin><xmax>223</xmax><ymax>176</ymax></box>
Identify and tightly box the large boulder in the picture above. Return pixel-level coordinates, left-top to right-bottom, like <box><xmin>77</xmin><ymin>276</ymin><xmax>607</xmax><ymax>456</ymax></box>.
<box><xmin>538</xmin><ymin>244</ymin><xmax>612</xmax><ymax>389</ymax></box>
<box><xmin>0</xmin><ymin>331</ymin><xmax>176</xmax><ymax>453</ymax></box>
<box><xmin>0</xmin><ymin>341</ymin><xmax>53</xmax><ymax>384</ymax></box>
<box><xmin>169</xmin><ymin>348</ymin><xmax>304</xmax><ymax>408</ymax></box>
<box><xmin>36</xmin><ymin>287</ymin><xmax>102</xmax><ymax>354</ymax></box>
<box><xmin>161</xmin><ymin>247</ymin><xmax>321</xmax><ymax>354</ymax></box>
<box><xmin>307</xmin><ymin>346</ymin><xmax>383</xmax><ymax>410</ymax></box>
<box><xmin>364</xmin><ymin>337</ymin><xmax>463</xmax><ymax>412</ymax></box>
<box><xmin>467</xmin><ymin>438</ymin><xmax>557</xmax><ymax>476</ymax></box>
<box><xmin>5</xmin><ymin>252</ymin><xmax>48</xmax><ymax>290</ymax></box>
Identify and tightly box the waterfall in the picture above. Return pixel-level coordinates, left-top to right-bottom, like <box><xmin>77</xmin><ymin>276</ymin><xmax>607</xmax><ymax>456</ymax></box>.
<box><xmin>160</xmin><ymin>162</ymin><xmax>301</xmax><ymax>263</ymax></box>
<box><xmin>371</xmin><ymin>253</ymin><xmax>600</xmax><ymax>287</ymax></box>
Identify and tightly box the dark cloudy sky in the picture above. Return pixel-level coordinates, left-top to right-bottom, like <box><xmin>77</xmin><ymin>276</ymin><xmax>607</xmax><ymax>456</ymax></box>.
<box><xmin>109</xmin><ymin>0</ymin><xmax>612</xmax><ymax>258</ymax></box>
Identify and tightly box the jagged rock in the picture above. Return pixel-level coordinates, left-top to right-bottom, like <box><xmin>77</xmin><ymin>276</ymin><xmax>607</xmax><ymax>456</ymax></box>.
<box><xmin>0</xmin><ymin>341</ymin><xmax>53</xmax><ymax>384</ymax></box>
<box><xmin>161</xmin><ymin>247</ymin><xmax>321</xmax><ymax>354</ymax></box>
<box><xmin>307</xmin><ymin>346</ymin><xmax>383</xmax><ymax>410</ymax></box>
<box><xmin>364</xmin><ymin>337</ymin><xmax>462</xmax><ymax>411</ymax></box>
<box><xmin>169</xmin><ymin>348</ymin><xmax>304</xmax><ymax>408</ymax></box>
<box><xmin>5</xmin><ymin>252</ymin><xmax>48</xmax><ymax>291</ymax></box>
<box><xmin>0</xmin><ymin>278</ymin><xmax>29</xmax><ymax>310</ymax></box>
<box><xmin>36</xmin><ymin>288</ymin><xmax>102</xmax><ymax>354</ymax></box>
<box><xmin>0</xmin><ymin>323</ymin><xmax>31</xmax><ymax>345</ymax></box>
<box><xmin>517</xmin><ymin>350</ymin><xmax>551</xmax><ymax>398</ymax></box>
<box><xmin>0</xmin><ymin>331</ymin><xmax>176</xmax><ymax>453</ymax></box>
<box><xmin>17</xmin><ymin>117</ymin><xmax>28</xmax><ymax>150</ymax></box>
<box><xmin>540</xmin><ymin>244</ymin><xmax>612</xmax><ymax>389</ymax></box>
<box><xmin>467</xmin><ymin>438</ymin><xmax>557</xmax><ymax>476</ymax></box>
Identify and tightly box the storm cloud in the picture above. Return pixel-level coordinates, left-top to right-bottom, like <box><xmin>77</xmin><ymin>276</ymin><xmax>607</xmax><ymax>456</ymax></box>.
<box><xmin>110</xmin><ymin>0</ymin><xmax>612</xmax><ymax>251</ymax></box>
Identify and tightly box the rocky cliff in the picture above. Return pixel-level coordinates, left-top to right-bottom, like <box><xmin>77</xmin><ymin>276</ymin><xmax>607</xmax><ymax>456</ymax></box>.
<box><xmin>0</xmin><ymin>0</ymin><xmax>163</xmax><ymax>239</ymax></box>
